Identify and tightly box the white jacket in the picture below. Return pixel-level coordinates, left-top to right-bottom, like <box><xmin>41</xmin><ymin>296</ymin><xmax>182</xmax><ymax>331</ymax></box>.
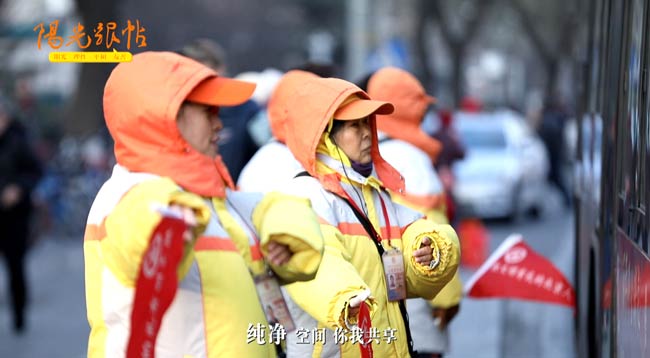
<box><xmin>237</xmin><ymin>140</ymin><xmax>303</xmax><ymax>193</ymax></box>
<box><xmin>379</xmin><ymin>136</ymin><xmax>444</xmax><ymax>197</ymax></box>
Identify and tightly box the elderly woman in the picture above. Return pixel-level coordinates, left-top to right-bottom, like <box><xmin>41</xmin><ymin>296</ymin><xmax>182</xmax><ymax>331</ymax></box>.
<box><xmin>84</xmin><ymin>52</ymin><xmax>324</xmax><ymax>358</ymax></box>
<box><xmin>279</xmin><ymin>77</ymin><xmax>460</xmax><ymax>357</ymax></box>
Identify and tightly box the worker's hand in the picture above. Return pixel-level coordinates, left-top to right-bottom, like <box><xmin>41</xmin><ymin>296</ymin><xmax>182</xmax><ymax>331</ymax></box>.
<box><xmin>266</xmin><ymin>241</ymin><xmax>292</xmax><ymax>266</ymax></box>
<box><xmin>347</xmin><ymin>292</ymin><xmax>369</xmax><ymax>322</ymax></box>
<box><xmin>432</xmin><ymin>304</ymin><xmax>460</xmax><ymax>330</ymax></box>
<box><xmin>348</xmin><ymin>303</ymin><xmax>360</xmax><ymax>320</ymax></box>
<box><xmin>413</xmin><ymin>236</ymin><xmax>434</xmax><ymax>265</ymax></box>
<box><xmin>168</xmin><ymin>204</ymin><xmax>198</xmax><ymax>242</ymax></box>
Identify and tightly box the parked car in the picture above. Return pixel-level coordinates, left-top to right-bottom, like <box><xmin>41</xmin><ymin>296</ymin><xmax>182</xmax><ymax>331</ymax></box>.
<box><xmin>452</xmin><ymin>110</ymin><xmax>549</xmax><ymax>220</ymax></box>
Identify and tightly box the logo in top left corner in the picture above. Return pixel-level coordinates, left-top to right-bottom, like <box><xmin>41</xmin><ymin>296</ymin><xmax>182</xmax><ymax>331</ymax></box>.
<box><xmin>33</xmin><ymin>19</ymin><xmax>148</xmax><ymax>63</ymax></box>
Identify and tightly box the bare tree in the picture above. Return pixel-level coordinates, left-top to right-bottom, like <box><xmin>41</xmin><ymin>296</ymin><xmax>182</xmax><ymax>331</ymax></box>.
<box><xmin>64</xmin><ymin>0</ymin><xmax>315</xmax><ymax>136</ymax></box>
<box><xmin>416</xmin><ymin>0</ymin><xmax>496</xmax><ymax>107</ymax></box>
<box><xmin>64</xmin><ymin>0</ymin><xmax>122</xmax><ymax>136</ymax></box>
<box><xmin>505</xmin><ymin>0</ymin><xmax>580</xmax><ymax>101</ymax></box>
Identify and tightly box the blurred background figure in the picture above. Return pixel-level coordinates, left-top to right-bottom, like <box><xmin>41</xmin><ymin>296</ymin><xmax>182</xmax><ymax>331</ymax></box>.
<box><xmin>237</xmin><ymin>69</ymin><xmax>319</xmax><ymax>193</ymax></box>
<box><xmin>237</xmin><ymin>68</ymin><xmax>284</xmax><ymax>148</ymax></box>
<box><xmin>432</xmin><ymin>109</ymin><xmax>465</xmax><ymax>224</ymax></box>
<box><xmin>538</xmin><ymin>95</ymin><xmax>571</xmax><ymax>207</ymax></box>
<box><xmin>0</xmin><ymin>94</ymin><xmax>42</xmax><ymax>334</ymax></box>
<box><xmin>179</xmin><ymin>38</ymin><xmax>261</xmax><ymax>182</ymax></box>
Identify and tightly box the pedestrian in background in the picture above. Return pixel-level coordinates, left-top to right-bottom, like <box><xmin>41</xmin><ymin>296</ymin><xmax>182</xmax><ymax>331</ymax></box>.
<box><xmin>0</xmin><ymin>94</ymin><xmax>43</xmax><ymax>333</ymax></box>
<box><xmin>237</xmin><ymin>69</ymin><xmax>318</xmax><ymax>192</ymax></box>
<box><xmin>538</xmin><ymin>95</ymin><xmax>571</xmax><ymax>206</ymax></box>
<box><xmin>432</xmin><ymin>109</ymin><xmax>465</xmax><ymax>224</ymax></box>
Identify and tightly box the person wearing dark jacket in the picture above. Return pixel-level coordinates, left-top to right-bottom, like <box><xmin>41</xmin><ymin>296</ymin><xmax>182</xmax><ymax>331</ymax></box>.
<box><xmin>432</xmin><ymin>110</ymin><xmax>465</xmax><ymax>223</ymax></box>
<box><xmin>0</xmin><ymin>98</ymin><xmax>43</xmax><ymax>333</ymax></box>
<box><xmin>538</xmin><ymin>98</ymin><xmax>571</xmax><ymax>206</ymax></box>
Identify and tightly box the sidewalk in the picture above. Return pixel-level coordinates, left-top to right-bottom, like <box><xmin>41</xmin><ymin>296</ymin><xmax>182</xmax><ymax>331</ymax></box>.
<box><xmin>0</xmin><ymin>238</ymin><xmax>88</xmax><ymax>358</ymax></box>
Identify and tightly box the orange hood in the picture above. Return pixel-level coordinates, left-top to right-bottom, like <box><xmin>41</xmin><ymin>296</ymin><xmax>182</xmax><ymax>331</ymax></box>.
<box><xmin>284</xmin><ymin>77</ymin><xmax>405</xmax><ymax>193</ymax></box>
<box><xmin>268</xmin><ymin>70</ymin><xmax>319</xmax><ymax>143</ymax></box>
<box><xmin>368</xmin><ymin>67</ymin><xmax>441</xmax><ymax>162</ymax></box>
<box><xmin>103</xmin><ymin>51</ymin><xmax>238</xmax><ymax>198</ymax></box>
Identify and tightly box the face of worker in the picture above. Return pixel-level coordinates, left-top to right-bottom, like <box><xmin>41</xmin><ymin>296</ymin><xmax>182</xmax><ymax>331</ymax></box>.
<box><xmin>331</xmin><ymin>117</ymin><xmax>373</xmax><ymax>164</ymax></box>
<box><xmin>177</xmin><ymin>102</ymin><xmax>222</xmax><ymax>158</ymax></box>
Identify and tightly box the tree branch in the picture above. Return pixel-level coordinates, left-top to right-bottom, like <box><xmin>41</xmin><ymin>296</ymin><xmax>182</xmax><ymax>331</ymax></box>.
<box><xmin>464</xmin><ymin>0</ymin><xmax>496</xmax><ymax>45</ymax></box>
<box><xmin>506</xmin><ymin>0</ymin><xmax>555</xmax><ymax>66</ymax></box>
<box><xmin>415</xmin><ymin>0</ymin><xmax>435</xmax><ymax>89</ymax></box>
<box><xmin>429</xmin><ymin>0</ymin><xmax>458</xmax><ymax>47</ymax></box>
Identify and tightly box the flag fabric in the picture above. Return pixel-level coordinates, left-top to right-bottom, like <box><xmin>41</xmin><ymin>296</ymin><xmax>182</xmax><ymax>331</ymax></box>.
<box><xmin>127</xmin><ymin>215</ymin><xmax>188</xmax><ymax>358</ymax></box>
<box><xmin>457</xmin><ymin>218</ymin><xmax>490</xmax><ymax>269</ymax></box>
<box><xmin>464</xmin><ymin>234</ymin><xmax>575</xmax><ymax>308</ymax></box>
<box><xmin>628</xmin><ymin>266</ymin><xmax>650</xmax><ymax>308</ymax></box>
<box><xmin>359</xmin><ymin>302</ymin><xmax>373</xmax><ymax>358</ymax></box>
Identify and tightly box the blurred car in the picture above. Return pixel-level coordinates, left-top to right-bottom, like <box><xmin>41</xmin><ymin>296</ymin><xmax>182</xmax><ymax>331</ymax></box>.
<box><xmin>452</xmin><ymin>110</ymin><xmax>549</xmax><ymax>220</ymax></box>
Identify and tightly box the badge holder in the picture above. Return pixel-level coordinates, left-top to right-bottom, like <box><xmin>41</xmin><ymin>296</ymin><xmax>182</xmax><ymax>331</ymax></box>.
<box><xmin>382</xmin><ymin>248</ymin><xmax>406</xmax><ymax>302</ymax></box>
<box><xmin>254</xmin><ymin>270</ymin><xmax>296</xmax><ymax>332</ymax></box>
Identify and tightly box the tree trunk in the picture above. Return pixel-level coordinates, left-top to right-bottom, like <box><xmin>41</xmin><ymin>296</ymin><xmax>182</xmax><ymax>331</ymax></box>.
<box><xmin>427</xmin><ymin>0</ymin><xmax>495</xmax><ymax>108</ymax></box>
<box><xmin>64</xmin><ymin>64</ymin><xmax>115</xmax><ymax>136</ymax></box>
<box><xmin>545</xmin><ymin>59</ymin><xmax>559</xmax><ymax>102</ymax></box>
<box><xmin>64</xmin><ymin>0</ymin><xmax>121</xmax><ymax>136</ymax></box>
<box><xmin>451</xmin><ymin>44</ymin><xmax>464</xmax><ymax>107</ymax></box>
<box><xmin>415</xmin><ymin>0</ymin><xmax>435</xmax><ymax>92</ymax></box>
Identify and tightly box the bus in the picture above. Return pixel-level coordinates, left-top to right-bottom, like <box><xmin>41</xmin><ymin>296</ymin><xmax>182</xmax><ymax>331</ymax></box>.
<box><xmin>574</xmin><ymin>0</ymin><xmax>649</xmax><ymax>357</ymax></box>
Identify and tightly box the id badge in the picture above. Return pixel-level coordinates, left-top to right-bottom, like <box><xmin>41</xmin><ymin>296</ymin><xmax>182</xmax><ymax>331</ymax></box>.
<box><xmin>382</xmin><ymin>249</ymin><xmax>406</xmax><ymax>301</ymax></box>
<box><xmin>254</xmin><ymin>271</ymin><xmax>296</xmax><ymax>332</ymax></box>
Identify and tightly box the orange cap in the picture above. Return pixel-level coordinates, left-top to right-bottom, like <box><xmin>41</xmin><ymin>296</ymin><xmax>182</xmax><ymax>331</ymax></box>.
<box><xmin>333</xmin><ymin>98</ymin><xmax>394</xmax><ymax>120</ymax></box>
<box><xmin>368</xmin><ymin>67</ymin><xmax>441</xmax><ymax>162</ymax></box>
<box><xmin>186</xmin><ymin>76</ymin><xmax>256</xmax><ymax>106</ymax></box>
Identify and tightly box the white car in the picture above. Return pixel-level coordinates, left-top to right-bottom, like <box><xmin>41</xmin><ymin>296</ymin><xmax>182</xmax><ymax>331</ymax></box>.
<box><xmin>451</xmin><ymin>110</ymin><xmax>549</xmax><ymax>220</ymax></box>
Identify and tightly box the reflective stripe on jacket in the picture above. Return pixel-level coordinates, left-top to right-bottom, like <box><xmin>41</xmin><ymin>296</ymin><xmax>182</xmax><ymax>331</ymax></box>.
<box><xmin>85</xmin><ymin>165</ymin><xmax>324</xmax><ymax>357</ymax></box>
<box><xmin>281</xmin><ymin>154</ymin><xmax>460</xmax><ymax>358</ymax></box>
<box><xmin>278</xmin><ymin>76</ymin><xmax>460</xmax><ymax>358</ymax></box>
<box><xmin>88</xmin><ymin>52</ymin><xmax>324</xmax><ymax>357</ymax></box>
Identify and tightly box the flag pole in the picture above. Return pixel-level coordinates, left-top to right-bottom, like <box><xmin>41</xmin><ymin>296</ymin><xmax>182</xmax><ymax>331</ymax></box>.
<box><xmin>500</xmin><ymin>299</ymin><xmax>507</xmax><ymax>358</ymax></box>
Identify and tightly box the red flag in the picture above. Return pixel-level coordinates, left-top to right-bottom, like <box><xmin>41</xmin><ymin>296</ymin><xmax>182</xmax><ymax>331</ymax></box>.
<box><xmin>358</xmin><ymin>302</ymin><xmax>373</xmax><ymax>358</ymax></box>
<box><xmin>602</xmin><ymin>277</ymin><xmax>612</xmax><ymax>309</ymax></box>
<box><xmin>464</xmin><ymin>234</ymin><xmax>575</xmax><ymax>308</ymax></box>
<box><xmin>127</xmin><ymin>215</ymin><xmax>188</xmax><ymax>358</ymax></box>
<box><xmin>458</xmin><ymin>218</ymin><xmax>490</xmax><ymax>269</ymax></box>
<box><xmin>628</xmin><ymin>266</ymin><xmax>650</xmax><ymax>308</ymax></box>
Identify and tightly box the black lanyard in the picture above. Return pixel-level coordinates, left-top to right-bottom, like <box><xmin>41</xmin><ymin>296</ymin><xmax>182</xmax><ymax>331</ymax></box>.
<box><xmin>295</xmin><ymin>171</ymin><xmax>416</xmax><ymax>356</ymax></box>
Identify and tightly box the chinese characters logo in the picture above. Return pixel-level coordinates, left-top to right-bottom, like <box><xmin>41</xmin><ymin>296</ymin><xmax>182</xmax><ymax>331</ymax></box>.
<box><xmin>34</xmin><ymin>20</ymin><xmax>147</xmax><ymax>63</ymax></box>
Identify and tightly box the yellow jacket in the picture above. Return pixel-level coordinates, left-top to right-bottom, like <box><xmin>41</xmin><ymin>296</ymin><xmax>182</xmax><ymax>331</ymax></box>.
<box><xmin>280</xmin><ymin>77</ymin><xmax>461</xmax><ymax>357</ymax></box>
<box><xmin>85</xmin><ymin>52</ymin><xmax>324</xmax><ymax>358</ymax></box>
